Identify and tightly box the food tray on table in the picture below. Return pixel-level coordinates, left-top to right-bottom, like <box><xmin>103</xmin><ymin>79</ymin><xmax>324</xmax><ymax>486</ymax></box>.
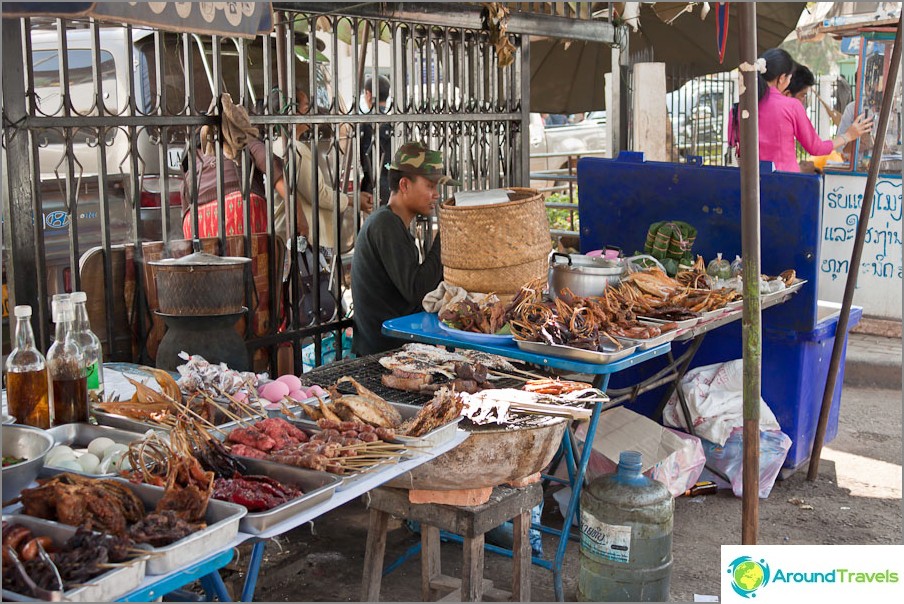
<box><xmin>638</xmin><ymin>315</ymin><xmax>701</xmax><ymax>330</ymax></box>
<box><xmin>214</xmin><ymin>418</ymin><xmax>405</xmax><ymax>493</ymax></box>
<box><xmin>761</xmin><ymin>278</ymin><xmax>807</xmax><ymax>305</ymax></box>
<box><xmin>40</xmin><ymin>423</ymin><xmax>149</xmax><ymax>479</ymax></box>
<box><xmin>515</xmin><ymin>339</ymin><xmax>639</xmax><ymax>364</ymax></box>
<box><xmin>93</xmin><ymin>410</ymin><xmax>173</xmax><ymax>434</ymax></box>
<box><xmin>286</xmin><ymin>401</ymin><xmax>463</xmax><ymax>449</ymax></box>
<box><xmin>437</xmin><ymin>320</ymin><xmax>514</xmax><ymax>345</ymax></box>
<box><xmin>1</xmin><ymin>514</ymin><xmax>147</xmax><ymax>602</ymax></box>
<box><xmin>614</xmin><ymin>321</ymin><xmax>680</xmax><ymax>351</ymax></box>
<box><xmin>121</xmin><ymin>481</ymin><xmax>245</xmax><ymax>575</ymax></box>
<box><xmin>698</xmin><ymin>307</ymin><xmax>731</xmax><ymax>322</ymax></box>
<box><xmin>224</xmin><ymin>458</ymin><xmax>341</xmax><ymax>535</ymax></box>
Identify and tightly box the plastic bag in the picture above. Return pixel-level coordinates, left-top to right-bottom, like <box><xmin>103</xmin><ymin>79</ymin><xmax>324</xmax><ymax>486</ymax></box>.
<box><xmin>730</xmin><ymin>255</ymin><xmax>743</xmax><ymax>277</ymax></box>
<box><xmin>663</xmin><ymin>360</ymin><xmax>782</xmax><ymax>446</ymax></box>
<box><xmin>699</xmin><ymin>428</ymin><xmax>792</xmax><ymax>498</ymax></box>
<box><xmin>706</xmin><ymin>252</ymin><xmax>732</xmax><ymax>280</ymax></box>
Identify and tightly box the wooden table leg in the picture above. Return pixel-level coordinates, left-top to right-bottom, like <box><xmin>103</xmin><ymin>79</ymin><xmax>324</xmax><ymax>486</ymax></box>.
<box><xmin>461</xmin><ymin>534</ymin><xmax>485</xmax><ymax>601</ymax></box>
<box><xmin>361</xmin><ymin>508</ymin><xmax>390</xmax><ymax>602</ymax></box>
<box><xmin>422</xmin><ymin>524</ymin><xmax>442</xmax><ymax>601</ymax></box>
<box><xmin>512</xmin><ymin>510</ymin><xmax>531</xmax><ymax>602</ymax></box>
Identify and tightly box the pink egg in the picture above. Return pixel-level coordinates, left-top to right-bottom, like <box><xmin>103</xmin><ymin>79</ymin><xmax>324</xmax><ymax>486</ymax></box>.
<box><xmin>262</xmin><ymin>381</ymin><xmax>290</xmax><ymax>403</ymax></box>
<box><xmin>233</xmin><ymin>391</ymin><xmax>248</xmax><ymax>402</ymax></box>
<box><xmin>287</xmin><ymin>389</ymin><xmax>306</xmax><ymax>402</ymax></box>
<box><xmin>308</xmin><ymin>385</ymin><xmax>329</xmax><ymax>399</ymax></box>
<box><xmin>275</xmin><ymin>374</ymin><xmax>302</xmax><ymax>392</ymax></box>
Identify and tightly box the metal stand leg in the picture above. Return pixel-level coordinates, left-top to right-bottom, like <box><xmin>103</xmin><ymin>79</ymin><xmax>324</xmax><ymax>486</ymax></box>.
<box><xmin>200</xmin><ymin>572</ymin><xmax>232</xmax><ymax>602</ymax></box>
<box><xmin>552</xmin><ymin>374</ymin><xmax>610</xmax><ymax>601</ymax></box>
<box><xmin>240</xmin><ymin>541</ymin><xmax>267</xmax><ymax>602</ymax></box>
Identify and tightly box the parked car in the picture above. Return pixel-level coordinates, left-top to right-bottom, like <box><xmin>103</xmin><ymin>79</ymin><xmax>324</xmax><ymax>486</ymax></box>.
<box><xmin>529</xmin><ymin>112</ymin><xmax>608</xmax><ymax>189</ymax></box>
<box><xmin>667</xmin><ymin>75</ymin><xmax>735</xmax><ymax>160</ymax></box>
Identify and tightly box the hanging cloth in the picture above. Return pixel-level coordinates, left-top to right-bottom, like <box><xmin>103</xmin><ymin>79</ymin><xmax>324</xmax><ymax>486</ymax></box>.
<box><xmin>715</xmin><ymin>3</ymin><xmax>730</xmax><ymax>64</ymax></box>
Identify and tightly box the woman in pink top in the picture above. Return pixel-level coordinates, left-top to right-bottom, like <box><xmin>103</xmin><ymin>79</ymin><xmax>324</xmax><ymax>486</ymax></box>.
<box><xmin>754</xmin><ymin>49</ymin><xmax>872</xmax><ymax>172</ymax></box>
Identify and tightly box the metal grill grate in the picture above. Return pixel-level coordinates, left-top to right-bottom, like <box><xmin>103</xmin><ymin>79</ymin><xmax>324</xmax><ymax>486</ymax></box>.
<box><xmin>299</xmin><ymin>351</ymin><xmax>525</xmax><ymax>406</ymax></box>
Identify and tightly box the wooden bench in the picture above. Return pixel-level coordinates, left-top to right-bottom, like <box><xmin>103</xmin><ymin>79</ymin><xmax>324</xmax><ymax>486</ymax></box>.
<box><xmin>361</xmin><ymin>484</ymin><xmax>541</xmax><ymax>602</ymax></box>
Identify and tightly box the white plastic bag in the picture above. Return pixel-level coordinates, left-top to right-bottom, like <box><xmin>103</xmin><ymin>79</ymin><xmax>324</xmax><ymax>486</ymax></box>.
<box><xmin>700</xmin><ymin>428</ymin><xmax>792</xmax><ymax>498</ymax></box>
<box><xmin>663</xmin><ymin>360</ymin><xmax>781</xmax><ymax>446</ymax></box>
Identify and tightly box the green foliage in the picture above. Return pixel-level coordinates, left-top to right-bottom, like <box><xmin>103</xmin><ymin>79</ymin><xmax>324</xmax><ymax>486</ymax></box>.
<box><xmin>780</xmin><ymin>36</ymin><xmax>846</xmax><ymax>77</ymax></box>
<box><xmin>545</xmin><ymin>191</ymin><xmax>579</xmax><ymax>232</ymax></box>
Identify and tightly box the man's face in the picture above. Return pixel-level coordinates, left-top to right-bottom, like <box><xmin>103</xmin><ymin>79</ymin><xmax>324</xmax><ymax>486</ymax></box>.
<box><xmin>401</xmin><ymin>175</ymin><xmax>439</xmax><ymax>215</ymax></box>
<box><xmin>785</xmin><ymin>86</ymin><xmax>810</xmax><ymax>105</ymax></box>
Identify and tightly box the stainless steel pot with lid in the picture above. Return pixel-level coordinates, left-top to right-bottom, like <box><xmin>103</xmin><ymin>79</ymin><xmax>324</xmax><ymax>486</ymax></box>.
<box><xmin>149</xmin><ymin>251</ymin><xmax>251</xmax><ymax>316</ymax></box>
<box><xmin>547</xmin><ymin>252</ymin><xmax>667</xmax><ymax>299</ymax></box>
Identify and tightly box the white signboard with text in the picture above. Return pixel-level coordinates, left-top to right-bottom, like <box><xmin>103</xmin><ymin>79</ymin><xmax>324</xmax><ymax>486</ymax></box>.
<box><xmin>819</xmin><ymin>173</ymin><xmax>902</xmax><ymax>319</ymax></box>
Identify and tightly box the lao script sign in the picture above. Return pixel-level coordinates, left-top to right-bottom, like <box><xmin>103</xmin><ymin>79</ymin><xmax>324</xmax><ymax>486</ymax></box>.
<box><xmin>819</xmin><ymin>173</ymin><xmax>902</xmax><ymax>319</ymax></box>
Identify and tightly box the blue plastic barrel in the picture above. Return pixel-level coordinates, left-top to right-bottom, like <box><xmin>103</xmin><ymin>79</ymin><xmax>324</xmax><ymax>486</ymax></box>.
<box><xmin>578</xmin><ymin>451</ymin><xmax>674</xmax><ymax>602</ymax></box>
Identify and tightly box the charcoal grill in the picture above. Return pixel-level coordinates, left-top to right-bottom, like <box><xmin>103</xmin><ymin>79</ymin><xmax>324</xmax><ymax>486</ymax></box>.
<box><xmin>299</xmin><ymin>350</ymin><xmax>525</xmax><ymax>406</ymax></box>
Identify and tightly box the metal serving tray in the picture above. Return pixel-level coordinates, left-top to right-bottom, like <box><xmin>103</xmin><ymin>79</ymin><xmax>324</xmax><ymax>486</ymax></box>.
<box><xmin>226</xmin><ymin>458</ymin><xmax>340</xmax><ymax>535</ymax></box>
<box><xmin>1</xmin><ymin>514</ymin><xmax>146</xmax><ymax>602</ymax></box>
<box><xmin>41</xmin><ymin>423</ymin><xmax>150</xmax><ymax>479</ymax></box>
<box><xmin>638</xmin><ymin>315</ymin><xmax>701</xmax><ymax>330</ymax></box>
<box><xmin>216</xmin><ymin>418</ymin><xmax>403</xmax><ymax>493</ymax></box>
<box><xmin>761</xmin><ymin>278</ymin><xmax>806</xmax><ymax>305</ymax></box>
<box><xmin>122</xmin><ymin>481</ymin><xmax>246</xmax><ymax>575</ymax></box>
<box><xmin>93</xmin><ymin>410</ymin><xmax>170</xmax><ymax>434</ymax></box>
<box><xmin>515</xmin><ymin>339</ymin><xmax>639</xmax><ymax>364</ymax></box>
<box><xmin>615</xmin><ymin>321</ymin><xmax>680</xmax><ymax>351</ymax></box>
<box><xmin>287</xmin><ymin>401</ymin><xmax>463</xmax><ymax>449</ymax></box>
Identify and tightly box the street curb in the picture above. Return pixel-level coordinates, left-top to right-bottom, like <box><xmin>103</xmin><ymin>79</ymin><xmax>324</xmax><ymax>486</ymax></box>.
<box><xmin>843</xmin><ymin>334</ymin><xmax>902</xmax><ymax>390</ymax></box>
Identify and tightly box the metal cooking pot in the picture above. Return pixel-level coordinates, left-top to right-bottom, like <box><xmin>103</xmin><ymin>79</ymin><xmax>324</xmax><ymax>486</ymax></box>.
<box><xmin>150</xmin><ymin>251</ymin><xmax>251</xmax><ymax>316</ymax></box>
<box><xmin>548</xmin><ymin>252</ymin><xmax>624</xmax><ymax>299</ymax></box>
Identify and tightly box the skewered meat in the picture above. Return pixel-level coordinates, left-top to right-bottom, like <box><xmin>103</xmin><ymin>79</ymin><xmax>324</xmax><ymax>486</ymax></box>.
<box><xmin>128</xmin><ymin>510</ymin><xmax>201</xmax><ymax>547</ymax></box>
<box><xmin>230</xmin><ymin>444</ymin><xmax>267</xmax><ymax>459</ymax></box>
<box><xmin>523</xmin><ymin>378</ymin><xmax>593</xmax><ymax>395</ymax></box>
<box><xmin>213</xmin><ymin>475</ymin><xmax>302</xmax><ymax>512</ymax></box>
<box><xmin>268</xmin><ymin>453</ymin><xmax>328</xmax><ymax>472</ymax></box>
<box><xmin>227</xmin><ymin>427</ymin><xmax>277</xmax><ymax>451</ymax></box>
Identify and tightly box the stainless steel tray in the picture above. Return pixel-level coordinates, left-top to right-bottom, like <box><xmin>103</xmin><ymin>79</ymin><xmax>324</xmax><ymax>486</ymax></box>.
<box><xmin>93</xmin><ymin>410</ymin><xmax>170</xmax><ymax>434</ymax></box>
<box><xmin>515</xmin><ymin>339</ymin><xmax>639</xmax><ymax>364</ymax></box>
<box><xmin>1</xmin><ymin>514</ymin><xmax>146</xmax><ymax>602</ymax></box>
<box><xmin>638</xmin><ymin>315</ymin><xmax>701</xmax><ymax>330</ymax></box>
<box><xmin>41</xmin><ymin>423</ymin><xmax>150</xmax><ymax>479</ymax></box>
<box><xmin>287</xmin><ymin>401</ymin><xmax>463</xmax><ymax>449</ymax></box>
<box><xmin>216</xmin><ymin>418</ymin><xmax>403</xmax><ymax>492</ymax></box>
<box><xmin>122</xmin><ymin>481</ymin><xmax>246</xmax><ymax>575</ymax></box>
<box><xmin>614</xmin><ymin>321</ymin><xmax>679</xmax><ymax>351</ymax></box>
<box><xmin>761</xmin><ymin>278</ymin><xmax>806</xmax><ymax>305</ymax></box>
<box><xmin>225</xmin><ymin>458</ymin><xmax>340</xmax><ymax>535</ymax></box>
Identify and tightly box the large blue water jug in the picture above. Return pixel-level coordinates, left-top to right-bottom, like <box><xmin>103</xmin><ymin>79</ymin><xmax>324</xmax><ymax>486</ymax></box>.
<box><xmin>578</xmin><ymin>450</ymin><xmax>674</xmax><ymax>601</ymax></box>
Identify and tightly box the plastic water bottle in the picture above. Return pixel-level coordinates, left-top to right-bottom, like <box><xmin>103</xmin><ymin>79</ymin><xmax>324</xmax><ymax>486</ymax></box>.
<box><xmin>578</xmin><ymin>450</ymin><xmax>674</xmax><ymax>601</ymax></box>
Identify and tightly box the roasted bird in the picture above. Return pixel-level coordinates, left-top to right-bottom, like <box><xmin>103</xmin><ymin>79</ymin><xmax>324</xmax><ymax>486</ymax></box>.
<box><xmin>400</xmin><ymin>388</ymin><xmax>464</xmax><ymax>437</ymax></box>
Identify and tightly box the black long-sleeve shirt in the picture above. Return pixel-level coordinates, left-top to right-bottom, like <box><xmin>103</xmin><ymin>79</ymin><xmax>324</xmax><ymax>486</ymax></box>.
<box><xmin>351</xmin><ymin>206</ymin><xmax>443</xmax><ymax>356</ymax></box>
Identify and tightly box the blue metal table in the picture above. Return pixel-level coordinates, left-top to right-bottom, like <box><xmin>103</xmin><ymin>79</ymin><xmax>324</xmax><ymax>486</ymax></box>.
<box><xmin>383</xmin><ymin>312</ymin><xmax>672</xmax><ymax>601</ymax></box>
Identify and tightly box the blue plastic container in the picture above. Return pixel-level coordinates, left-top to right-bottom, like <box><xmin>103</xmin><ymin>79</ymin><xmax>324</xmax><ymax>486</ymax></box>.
<box><xmin>576</xmin><ymin>153</ymin><xmax>862</xmax><ymax>474</ymax></box>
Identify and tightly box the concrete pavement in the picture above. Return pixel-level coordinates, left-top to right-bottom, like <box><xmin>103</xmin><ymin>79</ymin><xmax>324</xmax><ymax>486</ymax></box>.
<box><xmin>844</xmin><ymin>332</ymin><xmax>902</xmax><ymax>390</ymax></box>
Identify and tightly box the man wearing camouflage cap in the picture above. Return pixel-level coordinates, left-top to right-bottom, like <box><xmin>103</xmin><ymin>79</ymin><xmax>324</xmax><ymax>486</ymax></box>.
<box><xmin>351</xmin><ymin>142</ymin><xmax>460</xmax><ymax>355</ymax></box>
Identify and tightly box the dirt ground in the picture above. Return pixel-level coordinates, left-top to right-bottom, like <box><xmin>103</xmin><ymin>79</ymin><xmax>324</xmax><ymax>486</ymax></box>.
<box><xmin>220</xmin><ymin>384</ymin><xmax>902</xmax><ymax>601</ymax></box>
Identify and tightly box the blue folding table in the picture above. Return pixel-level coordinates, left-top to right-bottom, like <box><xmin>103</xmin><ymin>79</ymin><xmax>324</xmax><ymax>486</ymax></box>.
<box><xmin>383</xmin><ymin>312</ymin><xmax>672</xmax><ymax>601</ymax></box>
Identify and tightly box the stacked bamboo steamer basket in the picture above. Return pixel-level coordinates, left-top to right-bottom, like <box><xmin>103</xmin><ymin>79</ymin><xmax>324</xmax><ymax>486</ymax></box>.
<box><xmin>439</xmin><ymin>187</ymin><xmax>551</xmax><ymax>295</ymax></box>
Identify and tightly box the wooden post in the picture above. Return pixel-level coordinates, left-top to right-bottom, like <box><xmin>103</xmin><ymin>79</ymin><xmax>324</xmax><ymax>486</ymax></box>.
<box><xmin>737</xmin><ymin>2</ymin><xmax>761</xmax><ymax>545</ymax></box>
<box><xmin>360</xmin><ymin>508</ymin><xmax>390</xmax><ymax>602</ymax></box>
<box><xmin>631</xmin><ymin>62</ymin><xmax>667</xmax><ymax>161</ymax></box>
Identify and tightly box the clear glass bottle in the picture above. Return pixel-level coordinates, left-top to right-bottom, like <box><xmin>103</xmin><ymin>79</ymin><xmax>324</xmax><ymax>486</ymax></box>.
<box><xmin>4</xmin><ymin>305</ymin><xmax>52</xmax><ymax>428</ymax></box>
<box><xmin>47</xmin><ymin>296</ymin><xmax>88</xmax><ymax>425</ymax></box>
<box><xmin>70</xmin><ymin>291</ymin><xmax>104</xmax><ymax>401</ymax></box>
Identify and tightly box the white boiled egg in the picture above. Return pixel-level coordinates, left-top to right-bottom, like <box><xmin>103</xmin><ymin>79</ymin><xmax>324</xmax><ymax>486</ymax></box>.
<box><xmin>46</xmin><ymin>446</ymin><xmax>76</xmax><ymax>465</ymax></box>
<box><xmin>87</xmin><ymin>437</ymin><xmax>115</xmax><ymax>458</ymax></box>
<box><xmin>77</xmin><ymin>453</ymin><xmax>101</xmax><ymax>474</ymax></box>
<box><xmin>56</xmin><ymin>460</ymin><xmax>84</xmax><ymax>473</ymax></box>
<box><xmin>103</xmin><ymin>443</ymin><xmax>129</xmax><ymax>461</ymax></box>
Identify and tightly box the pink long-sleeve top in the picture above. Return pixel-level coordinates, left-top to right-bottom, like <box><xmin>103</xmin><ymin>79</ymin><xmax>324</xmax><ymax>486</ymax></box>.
<box><xmin>758</xmin><ymin>87</ymin><xmax>833</xmax><ymax>172</ymax></box>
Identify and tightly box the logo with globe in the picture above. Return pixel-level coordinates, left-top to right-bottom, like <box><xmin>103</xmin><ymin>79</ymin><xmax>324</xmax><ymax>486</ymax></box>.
<box><xmin>727</xmin><ymin>556</ymin><xmax>771</xmax><ymax>598</ymax></box>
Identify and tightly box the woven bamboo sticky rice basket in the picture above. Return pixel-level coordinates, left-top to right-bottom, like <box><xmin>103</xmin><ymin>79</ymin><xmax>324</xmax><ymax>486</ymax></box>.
<box><xmin>439</xmin><ymin>187</ymin><xmax>551</xmax><ymax>295</ymax></box>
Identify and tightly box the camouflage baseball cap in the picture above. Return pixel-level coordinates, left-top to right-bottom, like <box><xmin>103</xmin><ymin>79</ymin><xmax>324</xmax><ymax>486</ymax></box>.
<box><xmin>386</xmin><ymin>142</ymin><xmax>461</xmax><ymax>186</ymax></box>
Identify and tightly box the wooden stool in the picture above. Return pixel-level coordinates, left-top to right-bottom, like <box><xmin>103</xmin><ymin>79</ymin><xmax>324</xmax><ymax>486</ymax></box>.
<box><xmin>361</xmin><ymin>484</ymin><xmax>541</xmax><ymax>602</ymax></box>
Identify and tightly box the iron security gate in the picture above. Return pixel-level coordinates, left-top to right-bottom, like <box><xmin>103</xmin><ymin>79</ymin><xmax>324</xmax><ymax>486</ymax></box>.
<box><xmin>1</xmin><ymin>8</ymin><xmax>527</xmax><ymax>374</ymax></box>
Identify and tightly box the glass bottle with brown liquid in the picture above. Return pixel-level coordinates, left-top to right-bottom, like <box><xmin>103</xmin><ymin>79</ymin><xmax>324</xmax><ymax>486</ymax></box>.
<box><xmin>47</xmin><ymin>296</ymin><xmax>88</xmax><ymax>425</ymax></box>
<box><xmin>4</xmin><ymin>305</ymin><xmax>52</xmax><ymax>428</ymax></box>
